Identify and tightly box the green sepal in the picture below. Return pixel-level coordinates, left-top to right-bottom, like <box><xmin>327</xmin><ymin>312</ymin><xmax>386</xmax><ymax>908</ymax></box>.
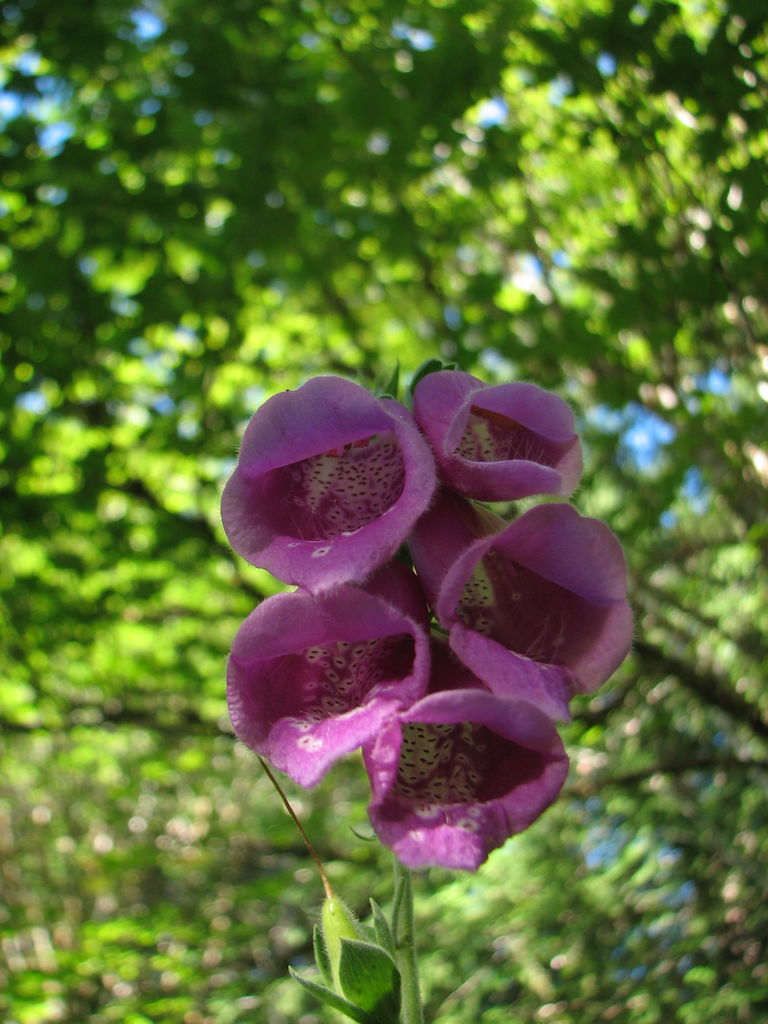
<box><xmin>313</xmin><ymin>922</ymin><xmax>332</xmax><ymax>987</ymax></box>
<box><xmin>407</xmin><ymin>357</ymin><xmax>458</xmax><ymax>403</ymax></box>
<box><xmin>369</xmin><ymin>898</ymin><xmax>395</xmax><ymax>956</ymax></box>
<box><xmin>289</xmin><ymin>967</ymin><xmax>376</xmax><ymax>1024</ymax></box>
<box><xmin>376</xmin><ymin>361</ymin><xmax>400</xmax><ymax>402</ymax></box>
<box><xmin>349</xmin><ymin>823</ymin><xmax>378</xmax><ymax>842</ymax></box>
<box><xmin>338</xmin><ymin>938</ymin><xmax>401</xmax><ymax>1023</ymax></box>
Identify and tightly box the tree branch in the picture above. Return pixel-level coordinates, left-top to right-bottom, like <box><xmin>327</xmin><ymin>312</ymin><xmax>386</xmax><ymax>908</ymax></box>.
<box><xmin>634</xmin><ymin>639</ymin><xmax>768</xmax><ymax>741</ymax></box>
<box><xmin>570</xmin><ymin>752</ymin><xmax>768</xmax><ymax>797</ymax></box>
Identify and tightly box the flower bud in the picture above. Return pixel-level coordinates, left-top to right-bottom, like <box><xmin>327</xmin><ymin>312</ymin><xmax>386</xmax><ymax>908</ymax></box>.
<box><xmin>321</xmin><ymin>895</ymin><xmax>361</xmax><ymax>995</ymax></box>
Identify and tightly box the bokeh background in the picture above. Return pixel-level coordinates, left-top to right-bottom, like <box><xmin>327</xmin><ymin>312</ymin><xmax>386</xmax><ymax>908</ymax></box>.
<box><xmin>2</xmin><ymin>1</ymin><xmax>767</xmax><ymax>1021</ymax></box>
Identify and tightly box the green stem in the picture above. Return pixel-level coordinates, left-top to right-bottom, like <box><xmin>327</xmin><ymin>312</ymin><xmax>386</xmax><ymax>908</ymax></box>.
<box><xmin>392</xmin><ymin>858</ymin><xmax>425</xmax><ymax>1024</ymax></box>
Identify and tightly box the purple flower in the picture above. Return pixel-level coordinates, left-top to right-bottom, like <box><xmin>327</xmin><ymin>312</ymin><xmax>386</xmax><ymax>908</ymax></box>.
<box><xmin>409</xmin><ymin>490</ymin><xmax>632</xmax><ymax>718</ymax></box>
<box><xmin>221</xmin><ymin>376</ymin><xmax>437</xmax><ymax>593</ymax></box>
<box><xmin>364</xmin><ymin>639</ymin><xmax>569</xmax><ymax>870</ymax></box>
<box><xmin>226</xmin><ymin>560</ymin><xmax>431</xmax><ymax>787</ymax></box>
<box><xmin>413</xmin><ymin>369</ymin><xmax>582</xmax><ymax>501</ymax></box>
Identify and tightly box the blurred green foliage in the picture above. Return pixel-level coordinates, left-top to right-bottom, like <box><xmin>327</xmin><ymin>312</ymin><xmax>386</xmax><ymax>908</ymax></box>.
<box><xmin>1</xmin><ymin>0</ymin><xmax>767</xmax><ymax>1021</ymax></box>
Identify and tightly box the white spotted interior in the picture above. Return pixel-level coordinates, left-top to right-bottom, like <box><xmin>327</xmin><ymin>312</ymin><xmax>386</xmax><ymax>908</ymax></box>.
<box><xmin>391</xmin><ymin>720</ymin><xmax>527</xmax><ymax>813</ymax></box>
<box><xmin>457</xmin><ymin>549</ymin><xmax>601</xmax><ymax>665</ymax></box>
<box><xmin>276</xmin><ymin>432</ymin><xmax>406</xmax><ymax>540</ymax></box>
<box><xmin>454</xmin><ymin>405</ymin><xmax>558</xmax><ymax>466</ymax></box>
<box><xmin>293</xmin><ymin>635</ymin><xmax>413</xmax><ymax>726</ymax></box>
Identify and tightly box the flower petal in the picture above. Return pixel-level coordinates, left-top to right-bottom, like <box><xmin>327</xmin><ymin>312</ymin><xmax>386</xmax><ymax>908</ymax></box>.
<box><xmin>436</xmin><ymin>501</ymin><xmax>634</xmax><ymax>708</ymax></box>
<box><xmin>406</xmin><ymin>487</ymin><xmax>495</xmax><ymax>608</ymax></box>
<box><xmin>413</xmin><ymin>370</ymin><xmax>582</xmax><ymax>500</ymax></box>
<box><xmin>448</xmin><ymin>624</ymin><xmax>574</xmax><ymax>720</ymax></box>
<box><xmin>222</xmin><ymin>377</ymin><xmax>436</xmax><ymax>593</ymax></box>
<box><xmin>227</xmin><ymin>571</ymin><xmax>430</xmax><ymax>787</ymax></box>
<box><xmin>364</xmin><ymin>641</ymin><xmax>568</xmax><ymax>870</ymax></box>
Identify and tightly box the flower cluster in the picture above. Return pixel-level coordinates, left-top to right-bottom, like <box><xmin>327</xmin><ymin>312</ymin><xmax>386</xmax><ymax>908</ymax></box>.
<box><xmin>222</xmin><ymin>370</ymin><xmax>632</xmax><ymax>870</ymax></box>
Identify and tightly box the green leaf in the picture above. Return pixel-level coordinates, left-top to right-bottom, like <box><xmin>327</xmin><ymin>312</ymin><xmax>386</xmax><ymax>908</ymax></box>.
<box><xmin>406</xmin><ymin>357</ymin><xmax>456</xmax><ymax>403</ymax></box>
<box><xmin>369</xmin><ymin>898</ymin><xmax>395</xmax><ymax>957</ymax></box>
<box><xmin>313</xmin><ymin>922</ymin><xmax>332</xmax><ymax>987</ymax></box>
<box><xmin>377</xmin><ymin>361</ymin><xmax>400</xmax><ymax>401</ymax></box>
<box><xmin>338</xmin><ymin>938</ymin><xmax>401</xmax><ymax>1023</ymax></box>
<box><xmin>288</xmin><ymin>968</ymin><xmax>375</xmax><ymax>1024</ymax></box>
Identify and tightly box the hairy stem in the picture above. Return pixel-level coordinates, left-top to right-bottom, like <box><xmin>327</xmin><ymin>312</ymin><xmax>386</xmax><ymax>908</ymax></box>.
<box><xmin>392</xmin><ymin>858</ymin><xmax>424</xmax><ymax>1024</ymax></box>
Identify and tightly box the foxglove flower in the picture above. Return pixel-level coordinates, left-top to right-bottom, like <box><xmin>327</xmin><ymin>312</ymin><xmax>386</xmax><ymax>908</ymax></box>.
<box><xmin>227</xmin><ymin>561</ymin><xmax>431</xmax><ymax>787</ymax></box>
<box><xmin>409</xmin><ymin>490</ymin><xmax>632</xmax><ymax>718</ymax></box>
<box><xmin>364</xmin><ymin>640</ymin><xmax>568</xmax><ymax>870</ymax></box>
<box><xmin>413</xmin><ymin>369</ymin><xmax>581</xmax><ymax>501</ymax></box>
<box><xmin>221</xmin><ymin>376</ymin><xmax>437</xmax><ymax>593</ymax></box>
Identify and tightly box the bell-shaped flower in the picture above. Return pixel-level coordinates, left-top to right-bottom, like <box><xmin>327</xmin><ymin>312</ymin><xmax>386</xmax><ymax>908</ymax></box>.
<box><xmin>364</xmin><ymin>639</ymin><xmax>569</xmax><ymax>870</ymax></box>
<box><xmin>409</xmin><ymin>490</ymin><xmax>632</xmax><ymax>719</ymax></box>
<box><xmin>222</xmin><ymin>376</ymin><xmax>437</xmax><ymax>593</ymax></box>
<box><xmin>413</xmin><ymin>369</ymin><xmax>582</xmax><ymax>501</ymax></box>
<box><xmin>227</xmin><ymin>561</ymin><xmax>431</xmax><ymax>787</ymax></box>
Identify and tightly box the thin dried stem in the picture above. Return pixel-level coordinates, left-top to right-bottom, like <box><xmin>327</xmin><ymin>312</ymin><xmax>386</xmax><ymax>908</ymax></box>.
<box><xmin>258</xmin><ymin>756</ymin><xmax>334</xmax><ymax>901</ymax></box>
